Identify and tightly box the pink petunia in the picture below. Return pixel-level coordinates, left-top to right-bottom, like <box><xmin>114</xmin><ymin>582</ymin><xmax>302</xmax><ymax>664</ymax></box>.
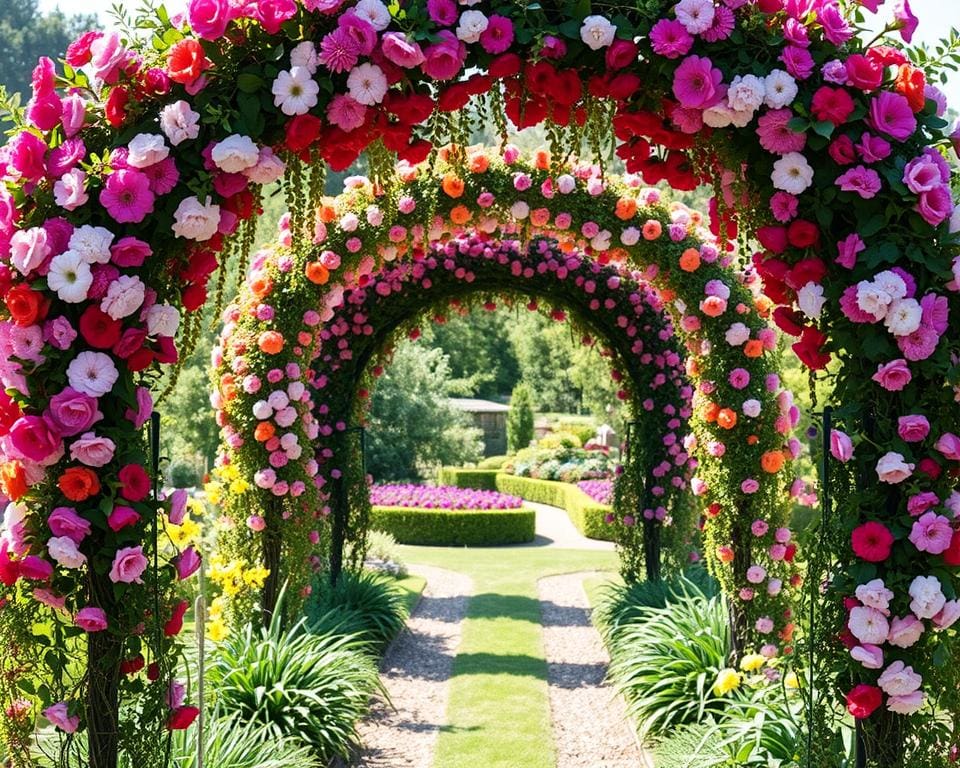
<box><xmin>835</xmin><ymin>165</ymin><xmax>882</xmax><ymax>199</ymax></box>
<box><xmin>99</xmin><ymin>169</ymin><xmax>155</xmax><ymax>224</ymax></box>
<box><xmin>671</xmin><ymin>55</ymin><xmax>723</xmax><ymax>109</ymax></box>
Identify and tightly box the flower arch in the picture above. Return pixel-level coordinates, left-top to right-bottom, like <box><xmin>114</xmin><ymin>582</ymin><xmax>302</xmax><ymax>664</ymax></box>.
<box><xmin>0</xmin><ymin>0</ymin><xmax>956</xmax><ymax>764</ymax></box>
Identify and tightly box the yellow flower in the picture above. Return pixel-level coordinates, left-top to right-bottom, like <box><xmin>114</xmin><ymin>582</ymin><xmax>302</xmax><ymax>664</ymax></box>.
<box><xmin>229</xmin><ymin>479</ymin><xmax>250</xmax><ymax>495</ymax></box>
<box><xmin>243</xmin><ymin>566</ymin><xmax>270</xmax><ymax>589</ymax></box>
<box><xmin>740</xmin><ymin>653</ymin><xmax>766</xmax><ymax>672</ymax></box>
<box><xmin>784</xmin><ymin>671</ymin><xmax>800</xmax><ymax>690</ymax></box>
<box><xmin>168</xmin><ymin>517</ymin><xmax>201</xmax><ymax>548</ymax></box>
<box><xmin>207</xmin><ymin>619</ymin><xmax>228</xmax><ymax>642</ymax></box>
<box><xmin>713</xmin><ymin>668</ymin><xmax>741</xmax><ymax>696</ymax></box>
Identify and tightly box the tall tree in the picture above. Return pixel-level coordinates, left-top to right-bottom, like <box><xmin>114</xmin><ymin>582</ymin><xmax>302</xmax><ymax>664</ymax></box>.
<box><xmin>506</xmin><ymin>382</ymin><xmax>534</xmax><ymax>453</ymax></box>
<box><xmin>0</xmin><ymin>0</ymin><xmax>97</xmax><ymax>102</ymax></box>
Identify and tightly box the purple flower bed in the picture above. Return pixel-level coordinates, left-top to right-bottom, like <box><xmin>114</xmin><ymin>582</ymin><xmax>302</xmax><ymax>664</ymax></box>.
<box><xmin>577</xmin><ymin>479</ymin><xmax>613</xmax><ymax>506</ymax></box>
<box><xmin>370</xmin><ymin>484</ymin><xmax>523</xmax><ymax>510</ymax></box>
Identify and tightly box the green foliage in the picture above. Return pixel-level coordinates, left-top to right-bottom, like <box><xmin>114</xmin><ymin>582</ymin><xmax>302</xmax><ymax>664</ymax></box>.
<box><xmin>305</xmin><ymin>569</ymin><xmax>408</xmax><ymax>650</ymax></box>
<box><xmin>436</xmin><ymin>467</ymin><xmax>500</xmax><ymax>489</ymax></box>
<box><xmin>476</xmin><ymin>455</ymin><xmax>510</xmax><ymax>469</ymax></box>
<box><xmin>206</xmin><ymin>611</ymin><xmax>381</xmax><ymax>761</ymax></box>
<box><xmin>367</xmin><ymin>344</ymin><xmax>484</xmax><ymax>482</ymax></box>
<box><xmin>536</xmin><ymin>430</ymin><xmax>583</xmax><ymax>449</ymax></box>
<box><xmin>506</xmin><ymin>383</ymin><xmax>535</xmax><ymax>453</ymax></box>
<box><xmin>369</xmin><ymin>506</ymin><xmax>536</xmax><ymax>546</ymax></box>
<box><xmin>510</xmin><ymin>311</ymin><xmax>581</xmax><ymax>413</ymax></box>
<box><xmin>361</xmin><ymin>529</ymin><xmax>409</xmax><ymax>577</ymax></box>
<box><xmin>603</xmin><ymin>591</ymin><xmax>731</xmax><ymax>742</ymax></box>
<box><xmin>492</xmin><ymin>474</ymin><xmax>614</xmax><ymax>540</ymax></box>
<box><xmin>162</xmin><ymin>713</ymin><xmax>322</xmax><ymax>768</ymax></box>
<box><xmin>168</xmin><ymin>461</ymin><xmax>201</xmax><ymax>489</ymax></box>
<box><xmin>504</xmin><ymin>445</ymin><xmax>616</xmax><ymax>483</ymax></box>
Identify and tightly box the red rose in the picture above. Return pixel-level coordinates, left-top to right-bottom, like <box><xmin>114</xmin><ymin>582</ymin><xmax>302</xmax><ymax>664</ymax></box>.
<box><xmin>606</xmin><ymin>39</ymin><xmax>638</xmax><ymax>70</ymax></box>
<box><xmin>398</xmin><ymin>139</ymin><xmax>432</xmax><ymax>166</ymax></box>
<box><xmin>182</xmin><ymin>283</ymin><xmax>208</xmax><ymax>312</ymax></box>
<box><xmin>66</xmin><ymin>31</ymin><xmax>101</xmax><ymax>67</ymax></box>
<box><xmin>147</xmin><ymin>662</ymin><xmax>160</xmax><ymax>681</ymax></box>
<box><xmin>811</xmin><ymin>86</ymin><xmax>855</xmax><ymax>126</ymax></box>
<box><xmin>0</xmin><ymin>541</ymin><xmax>20</xmax><ymax>586</ymax></box>
<box><xmin>168</xmin><ymin>706</ymin><xmax>199</xmax><ymax>730</ymax></box>
<box><xmin>284</xmin><ymin>114</ymin><xmax>322</xmax><ymax>152</ymax></box>
<box><xmin>792</xmin><ymin>326</ymin><xmax>831</xmax><ymax>370</ymax></box>
<box><xmin>943</xmin><ymin>530</ymin><xmax>960</xmax><ymax>566</ymax></box>
<box><xmin>850</xmin><ymin>521</ymin><xmax>893</xmax><ymax>562</ymax></box>
<box><xmin>154</xmin><ymin>337</ymin><xmax>178</xmax><ymax>364</ymax></box>
<box><xmin>918</xmin><ymin>457</ymin><xmax>942</xmax><ymax>480</ymax></box>
<box><xmin>756</xmin><ymin>226</ymin><xmax>788</xmax><ymax>254</ymax></box>
<box><xmin>606</xmin><ymin>73</ymin><xmax>642</xmax><ymax>102</ymax></box>
<box><xmin>181</xmin><ymin>249</ymin><xmax>218</xmax><ymax>283</ymax></box>
<box><xmin>126</xmin><ymin>348</ymin><xmax>155</xmax><ymax>372</ymax></box>
<box><xmin>104</xmin><ymin>87</ymin><xmax>129</xmax><ymax>128</ymax></box>
<box><xmin>773</xmin><ymin>307</ymin><xmax>806</xmax><ymax>336</ymax></box>
<box><xmin>164</xmin><ymin>599</ymin><xmax>189</xmax><ymax>637</ymax></box>
<box><xmin>828</xmin><ymin>134</ymin><xmax>857</xmax><ymax>166</ymax></box>
<box><xmin>113</xmin><ymin>327</ymin><xmax>148</xmax><ymax>360</ymax></box>
<box><xmin>383</xmin><ymin>91</ymin><xmax>435</xmax><ymax>125</ymax></box>
<box><xmin>438</xmin><ymin>82</ymin><xmax>472</xmax><ymax>112</ymax></box>
<box><xmin>786</xmin><ymin>221</ymin><xmax>821</xmax><ymax>251</ymax></box>
<box><xmin>846</xmin><ymin>684</ymin><xmax>882</xmax><ymax>719</ymax></box>
<box><xmin>489</xmin><ymin>53</ymin><xmax>522</xmax><ymax>79</ymax></box>
<box><xmin>5</xmin><ymin>284</ymin><xmax>48</xmax><ymax>326</ymax></box>
<box><xmin>844</xmin><ymin>54</ymin><xmax>883</xmax><ymax>91</ymax></box>
<box><xmin>120</xmin><ymin>654</ymin><xmax>145</xmax><ymax>675</ymax></box>
<box><xmin>118</xmin><ymin>463</ymin><xmax>151</xmax><ymax>502</ymax></box>
<box><xmin>223</xmin><ymin>189</ymin><xmax>257</xmax><ymax>221</ymax></box>
<box><xmin>79</xmin><ymin>306</ymin><xmax>122</xmax><ymax>349</ymax></box>
<box><xmin>866</xmin><ymin>45</ymin><xmax>908</xmax><ymax>68</ymax></box>
<box><xmin>167</xmin><ymin>39</ymin><xmax>211</xmax><ymax>85</ymax></box>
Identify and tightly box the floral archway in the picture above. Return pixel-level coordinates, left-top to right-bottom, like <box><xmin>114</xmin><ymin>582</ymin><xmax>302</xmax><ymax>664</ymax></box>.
<box><xmin>0</xmin><ymin>0</ymin><xmax>956</xmax><ymax>765</ymax></box>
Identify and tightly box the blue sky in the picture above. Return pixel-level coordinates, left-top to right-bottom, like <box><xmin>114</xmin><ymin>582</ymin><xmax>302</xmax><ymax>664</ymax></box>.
<box><xmin>38</xmin><ymin>0</ymin><xmax>960</xmax><ymax>109</ymax></box>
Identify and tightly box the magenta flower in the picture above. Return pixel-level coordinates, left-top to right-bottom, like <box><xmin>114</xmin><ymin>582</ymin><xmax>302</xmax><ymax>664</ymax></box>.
<box><xmin>867</xmin><ymin>91</ymin><xmax>917</xmax><ymax>142</ymax></box>
<box><xmin>671</xmin><ymin>55</ymin><xmax>723</xmax><ymax>109</ymax></box>
<box><xmin>836</xmin><ymin>165</ymin><xmax>882</xmax><ymax>199</ymax></box>
<box><xmin>872</xmin><ymin>358</ymin><xmax>912</xmax><ymax>391</ymax></box>
<box><xmin>909</xmin><ymin>512</ymin><xmax>953</xmax><ymax>554</ymax></box>
<box><xmin>99</xmin><ymin>169</ymin><xmax>156</xmax><ymax>224</ymax></box>
<box><xmin>75</xmin><ymin>606</ymin><xmax>108</xmax><ymax>632</ymax></box>
<box><xmin>649</xmin><ymin>19</ymin><xmax>693</xmax><ymax>59</ymax></box>
<box><xmin>893</xmin><ymin>0</ymin><xmax>919</xmax><ymax>42</ymax></box>
<box><xmin>480</xmin><ymin>16</ymin><xmax>514</xmax><ymax>55</ymax></box>
<box><xmin>370</xmin><ymin>484</ymin><xmax>523</xmax><ymax>510</ymax></box>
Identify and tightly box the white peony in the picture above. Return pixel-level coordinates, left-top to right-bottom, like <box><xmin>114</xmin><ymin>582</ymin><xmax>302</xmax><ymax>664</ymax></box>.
<box><xmin>727</xmin><ymin>74</ymin><xmax>765</xmax><ymax>114</ymax></box>
<box><xmin>48</xmin><ymin>535</ymin><xmax>87</xmax><ymax>569</ymax></box>
<box><xmin>580</xmin><ymin>15</ymin><xmax>616</xmax><ymax>49</ymax></box>
<box><xmin>289</xmin><ymin>41</ymin><xmax>319</xmax><ymax>74</ymax></box>
<box><xmin>125</xmin><ymin>134</ymin><xmax>169</xmax><ymax>168</ymax></box>
<box><xmin>884</xmin><ymin>298</ymin><xmax>922</xmax><ymax>336</ymax></box>
<box><xmin>69</xmin><ymin>225</ymin><xmax>114</xmax><ymax>265</ymax></box>
<box><xmin>101</xmin><ymin>275</ymin><xmax>146</xmax><ymax>320</ymax></box>
<box><xmin>873</xmin><ymin>270</ymin><xmax>908</xmax><ymax>300</ymax></box>
<box><xmin>172</xmin><ymin>196</ymin><xmax>221</xmax><ymax>241</ymax></box>
<box><xmin>856</xmin><ymin>280</ymin><xmax>893</xmax><ymax>320</ymax></box>
<box><xmin>211</xmin><ymin>134</ymin><xmax>260</xmax><ymax>174</ymax></box>
<box><xmin>272</xmin><ymin>67</ymin><xmax>320</xmax><ymax>116</ymax></box>
<box><xmin>909</xmin><ymin>575</ymin><xmax>946</xmax><ymax>619</ymax></box>
<box><xmin>797</xmin><ymin>281</ymin><xmax>826</xmax><ymax>320</ymax></box>
<box><xmin>354</xmin><ymin>0</ymin><xmax>391</xmax><ymax>30</ymax></box>
<box><xmin>346</xmin><ymin>62</ymin><xmax>388</xmax><ymax>106</ymax></box>
<box><xmin>764</xmin><ymin>69</ymin><xmax>798</xmax><ymax>109</ymax></box>
<box><xmin>771</xmin><ymin>152</ymin><xmax>814</xmax><ymax>195</ymax></box>
<box><xmin>47</xmin><ymin>251</ymin><xmax>93</xmax><ymax>303</ymax></box>
<box><xmin>456</xmin><ymin>10</ymin><xmax>488</xmax><ymax>43</ymax></box>
<box><xmin>159</xmin><ymin>100</ymin><xmax>201</xmax><ymax>146</ymax></box>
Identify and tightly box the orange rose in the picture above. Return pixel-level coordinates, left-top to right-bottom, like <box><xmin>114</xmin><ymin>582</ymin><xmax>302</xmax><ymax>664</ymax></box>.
<box><xmin>703</xmin><ymin>402</ymin><xmax>720</xmax><ymax>423</ymax></box>
<box><xmin>642</xmin><ymin>220</ymin><xmax>662</xmax><ymax>240</ymax></box>
<box><xmin>254</xmin><ymin>422</ymin><xmax>275</xmax><ymax>442</ymax></box>
<box><xmin>250</xmin><ymin>276</ymin><xmax>273</xmax><ymax>299</ymax></box>
<box><xmin>0</xmin><ymin>461</ymin><xmax>27</xmax><ymax>501</ymax></box>
<box><xmin>743</xmin><ymin>340</ymin><xmax>764</xmax><ymax>358</ymax></box>
<box><xmin>449</xmin><ymin>205</ymin><xmax>472</xmax><ymax>225</ymax></box>
<box><xmin>717</xmin><ymin>408</ymin><xmax>737</xmax><ymax>430</ymax></box>
<box><xmin>747</xmin><ymin>435</ymin><xmax>760</xmax><ymax>446</ymax></box>
<box><xmin>894</xmin><ymin>64</ymin><xmax>926</xmax><ymax>113</ymax></box>
<box><xmin>59</xmin><ymin>467</ymin><xmax>100</xmax><ymax>502</ymax></box>
<box><xmin>318</xmin><ymin>203</ymin><xmax>337</xmax><ymax>224</ymax></box>
<box><xmin>615</xmin><ymin>197</ymin><xmax>638</xmax><ymax>221</ymax></box>
<box><xmin>534</xmin><ymin>149</ymin><xmax>550</xmax><ymax>170</ymax></box>
<box><xmin>468</xmin><ymin>154</ymin><xmax>489</xmax><ymax>173</ymax></box>
<box><xmin>5</xmin><ymin>284</ymin><xmax>48</xmax><ymax>327</ymax></box>
<box><xmin>441</xmin><ymin>173</ymin><xmax>465</xmax><ymax>198</ymax></box>
<box><xmin>761</xmin><ymin>450</ymin><xmax>787</xmax><ymax>473</ymax></box>
<box><xmin>306</xmin><ymin>262</ymin><xmax>330</xmax><ymax>285</ymax></box>
<box><xmin>679</xmin><ymin>248</ymin><xmax>701</xmax><ymax>272</ymax></box>
<box><xmin>167</xmin><ymin>39</ymin><xmax>211</xmax><ymax>85</ymax></box>
<box><xmin>258</xmin><ymin>331</ymin><xmax>284</xmax><ymax>355</ymax></box>
<box><xmin>717</xmin><ymin>546</ymin><xmax>735</xmax><ymax>564</ymax></box>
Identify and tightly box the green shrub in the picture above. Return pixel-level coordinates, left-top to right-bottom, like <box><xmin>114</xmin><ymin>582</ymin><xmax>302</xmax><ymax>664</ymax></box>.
<box><xmin>507</xmin><ymin>383</ymin><xmax>535</xmax><ymax>452</ymax></box>
<box><xmin>206</xmin><ymin>611</ymin><xmax>381</xmax><ymax>761</ymax></box>
<box><xmin>477</xmin><ymin>455</ymin><xmax>510</xmax><ymax>469</ymax></box>
<box><xmin>605</xmin><ymin>591</ymin><xmax>730</xmax><ymax>742</ymax></box>
<box><xmin>503</xmin><ymin>445</ymin><xmax>615</xmax><ymax>482</ymax></box>
<box><xmin>363</xmin><ymin>529</ymin><xmax>408</xmax><ymax>577</ymax></box>
<box><xmin>437</xmin><ymin>467</ymin><xmax>499</xmax><ymax>489</ymax></box>
<box><xmin>492</xmin><ymin>474</ymin><xmax>614</xmax><ymax>541</ymax></box>
<box><xmin>370</xmin><ymin>506</ymin><xmax>535</xmax><ymax>546</ymax></box>
<box><xmin>168</xmin><ymin>461</ymin><xmax>200</xmax><ymax>488</ymax></box>
<box><xmin>554</xmin><ymin>419</ymin><xmax>597</xmax><ymax>445</ymax></box>
<box><xmin>164</xmin><ymin>713</ymin><xmax>322</xmax><ymax>768</ymax></box>
<box><xmin>537</xmin><ymin>430</ymin><xmax>582</xmax><ymax>449</ymax></box>
<box><xmin>305</xmin><ymin>569</ymin><xmax>408</xmax><ymax>649</ymax></box>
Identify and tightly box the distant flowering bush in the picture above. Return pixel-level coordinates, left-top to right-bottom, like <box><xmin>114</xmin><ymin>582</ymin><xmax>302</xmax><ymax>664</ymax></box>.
<box><xmin>370</xmin><ymin>484</ymin><xmax>523</xmax><ymax>510</ymax></box>
<box><xmin>578</xmin><ymin>480</ymin><xmax>614</xmax><ymax>506</ymax></box>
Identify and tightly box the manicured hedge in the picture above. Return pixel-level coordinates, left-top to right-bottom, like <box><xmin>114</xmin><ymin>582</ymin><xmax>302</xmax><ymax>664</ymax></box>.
<box><xmin>492</xmin><ymin>474</ymin><xmax>615</xmax><ymax>541</ymax></box>
<box><xmin>370</xmin><ymin>506</ymin><xmax>536</xmax><ymax>546</ymax></box>
<box><xmin>436</xmin><ymin>467</ymin><xmax>500</xmax><ymax>490</ymax></box>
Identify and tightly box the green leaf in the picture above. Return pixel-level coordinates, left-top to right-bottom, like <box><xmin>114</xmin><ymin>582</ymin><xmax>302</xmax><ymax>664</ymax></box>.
<box><xmin>787</xmin><ymin>117</ymin><xmax>810</xmax><ymax>133</ymax></box>
<box><xmin>812</xmin><ymin>120</ymin><xmax>836</xmax><ymax>139</ymax></box>
<box><xmin>237</xmin><ymin>73</ymin><xmax>264</xmax><ymax>94</ymax></box>
<box><xmin>863</xmin><ymin>241</ymin><xmax>899</xmax><ymax>268</ymax></box>
<box><xmin>859</xmin><ymin>214</ymin><xmax>886</xmax><ymax>238</ymax></box>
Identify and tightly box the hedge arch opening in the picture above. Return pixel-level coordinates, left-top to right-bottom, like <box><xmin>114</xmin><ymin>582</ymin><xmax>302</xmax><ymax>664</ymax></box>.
<box><xmin>1</xmin><ymin>1</ymin><xmax>957</xmax><ymax>765</ymax></box>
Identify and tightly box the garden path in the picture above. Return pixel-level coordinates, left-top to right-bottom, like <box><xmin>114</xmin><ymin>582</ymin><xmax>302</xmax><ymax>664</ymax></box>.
<box><xmin>352</xmin><ymin>565</ymin><xmax>473</xmax><ymax>767</ymax></box>
<box><xmin>523</xmin><ymin>501</ymin><xmax>616</xmax><ymax>551</ymax></box>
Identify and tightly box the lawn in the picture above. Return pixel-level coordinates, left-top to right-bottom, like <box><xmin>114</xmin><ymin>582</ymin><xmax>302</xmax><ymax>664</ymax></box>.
<box><xmin>398</xmin><ymin>544</ymin><xmax>619</xmax><ymax>768</ymax></box>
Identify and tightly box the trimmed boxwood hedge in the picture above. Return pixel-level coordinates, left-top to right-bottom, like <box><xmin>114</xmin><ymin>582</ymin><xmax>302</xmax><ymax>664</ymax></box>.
<box><xmin>370</xmin><ymin>506</ymin><xmax>536</xmax><ymax>546</ymax></box>
<box><xmin>436</xmin><ymin>467</ymin><xmax>500</xmax><ymax>490</ymax></box>
<box><xmin>492</xmin><ymin>474</ymin><xmax>615</xmax><ymax>542</ymax></box>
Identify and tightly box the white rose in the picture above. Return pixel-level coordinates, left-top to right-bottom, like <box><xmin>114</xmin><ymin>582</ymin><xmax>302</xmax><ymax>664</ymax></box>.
<box><xmin>146</xmin><ymin>304</ymin><xmax>181</xmax><ymax>337</ymax></box>
<box><xmin>159</xmin><ymin>100</ymin><xmax>201</xmax><ymax>146</ymax></box>
<box><xmin>456</xmin><ymin>10</ymin><xmax>488</xmax><ymax>43</ymax></box>
<box><xmin>289</xmin><ymin>41</ymin><xmax>319</xmax><ymax>74</ymax></box>
<box><xmin>876</xmin><ymin>451</ymin><xmax>914</xmax><ymax>484</ymax></box>
<box><xmin>771</xmin><ymin>152</ymin><xmax>814</xmax><ymax>195</ymax></box>
<box><xmin>511</xmin><ymin>201</ymin><xmax>530</xmax><ymax>219</ymax></box>
<box><xmin>797</xmin><ymin>281</ymin><xmax>826</xmax><ymax>320</ymax></box>
<box><xmin>211</xmin><ymin>134</ymin><xmax>260</xmax><ymax>174</ymax></box>
<box><xmin>126</xmin><ymin>134</ymin><xmax>169</xmax><ymax>168</ymax></box>
<box><xmin>557</xmin><ymin>174</ymin><xmax>576</xmax><ymax>194</ymax></box>
<box><xmin>620</xmin><ymin>227</ymin><xmax>640</xmax><ymax>246</ymax></box>
<box><xmin>742</xmin><ymin>399</ymin><xmax>762</xmax><ymax>417</ymax></box>
<box><xmin>764</xmin><ymin>69</ymin><xmax>798</xmax><ymax>109</ymax></box>
<box><xmin>873</xmin><ymin>270</ymin><xmax>907</xmax><ymax>300</ymax></box>
<box><xmin>580</xmin><ymin>15</ymin><xmax>616</xmax><ymax>49</ymax></box>
<box><xmin>101</xmin><ymin>275</ymin><xmax>146</xmax><ymax>320</ymax></box>
<box><xmin>909</xmin><ymin>575</ymin><xmax>946</xmax><ymax>619</ymax></box>
<box><xmin>884</xmin><ymin>298</ymin><xmax>922</xmax><ymax>336</ymax></box>
<box><xmin>48</xmin><ymin>536</ymin><xmax>87</xmax><ymax>569</ymax></box>
<box><xmin>68</xmin><ymin>225</ymin><xmax>114</xmax><ymax>265</ymax></box>
<box><xmin>727</xmin><ymin>74</ymin><xmax>765</xmax><ymax>114</ymax></box>
<box><xmin>856</xmin><ymin>280</ymin><xmax>892</xmax><ymax>320</ymax></box>
<box><xmin>172</xmin><ymin>196</ymin><xmax>221</xmax><ymax>241</ymax></box>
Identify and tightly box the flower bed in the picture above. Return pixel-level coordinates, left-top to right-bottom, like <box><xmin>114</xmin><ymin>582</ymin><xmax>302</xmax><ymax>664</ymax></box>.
<box><xmin>369</xmin><ymin>507</ymin><xmax>535</xmax><ymax>547</ymax></box>
<box><xmin>505</xmin><ymin>446</ymin><xmax>616</xmax><ymax>483</ymax></box>
<box><xmin>369</xmin><ymin>484</ymin><xmax>523</xmax><ymax>510</ymax></box>
<box><xmin>577</xmin><ymin>480</ymin><xmax>614</xmax><ymax>506</ymax></box>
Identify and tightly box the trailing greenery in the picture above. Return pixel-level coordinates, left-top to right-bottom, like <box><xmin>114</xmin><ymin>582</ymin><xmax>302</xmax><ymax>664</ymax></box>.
<box><xmin>492</xmin><ymin>474</ymin><xmax>614</xmax><ymax>541</ymax></box>
<box><xmin>370</xmin><ymin>506</ymin><xmax>536</xmax><ymax>546</ymax></box>
<box><xmin>506</xmin><ymin>383</ymin><xmax>535</xmax><ymax>453</ymax></box>
<box><xmin>436</xmin><ymin>467</ymin><xmax>500</xmax><ymax>490</ymax></box>
<box><xmin>305</xmin><ymin>569</ymin><xmax>409</xmax><ymax>650</ymax></box>
<box><xmin>206</xmin><ymin>610</ymin><xmax>381</xmax><ymax>761</ymax></box>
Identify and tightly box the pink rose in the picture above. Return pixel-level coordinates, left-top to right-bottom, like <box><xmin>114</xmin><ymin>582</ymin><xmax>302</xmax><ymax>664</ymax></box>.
<box><xmin>188</xmin><ymin>0</ymin><xmax>234</xmax><ymax>39</ymax></box>
<box><xmin>850</xmin><ymin>644</ymin><xmax>884</xmax><ymax>669</ymax></box>
<box><xmin>887</xmin><ymin>614</ymin><xmax>924</xmax><ymax>648</ymax></box>
<box><xmin>110</xmin><ymin>236</ymin><xmax>152</xmax><ymax>268</ymax></box>
<box><xmin>887</xmin><ymin>691</ymin><xmax>924</xmax><ymax>715</ymax></box>
<box><xmin>45</xmin><ymin>388</ymin><xmax>104</xmax><ymax>437</ymax></box>
<box><xmin>876</xmin><ymin>451</ymin><xmax>914</xmax><ymax>483</ymax></box>
<box><xmin>380</xmin><ymin>32</ymin><xmax>424</xmax><ymax>68</ymax></box>
<box><xmin>9</xmin><ymin>415</ymin><xmax>61</xmax><ymax>463</ymax></box>
<box><xmin>174</xmin><ymin>546</ymin><xmax>201</xmax><ymax>581</ymax></box>
<box><xmin>68</xmin><ymin>432</ymin><xmax>116</xmax><ymax>467</ymax></box>
<box><xmin>829</xmin><ymin>429</ymin><xmax>854</xmax><ymax>462</ymax></box>
<box><xmin>933</xmin><ymin>600</ymin><xmax>960</xmax><ymax>629</ymax></box>
<box><xmin>877</xmin><ymin>660</ymin><xmax>922</xmax><ymax>696</ymax></box>
<box><xmin>44</xmin><ymin>702</ymin><xmax>79</xmax><ymax>733</ymax></box>
<box><xmin>256</xmin><ymin>0</ymin><xmax>297</xmax><ymax>35</ymax></box>
<box><xmin>47</xmin><ymin>507</ymin><xmax>91</xmax><ymax>544</ymax></box>
<box><xmin>420</xmin><ymin>31</ymin><xmax>466</xmax><ymax>80</ymax></box>
<box><xmin>897</xmin><ymin>414</ymin><xmax>929</xmax><ymax>442</ymax></box>
<box><xmin>168</xmin><ymin>489</ymin><xmax>189</xmax><ymax>525</ymax></box>
<box><xmin>109</xmin><ymin>545</ymin><xmax>148</xmax><ymax>584</ymax></box>
<box><xmin>107</xmin><ymin>505</ymin><xmax>141</xmax><ymax>532</ymax></box>
<box><xmin>917</xmin><ymin>186</ymin><xmax>953</xmax><ymax>227</ymax></box>
<box><xmin>934</xmin><ymin>432</ymin><xmax>960</xmax><ymax>461</ymax></box>
<box><xmin>872</xmin><ymin>358</ymin><xmax>911</xmax><ymax>391</ymax></box>
<box><xmin>75</xmin><ymin>606</ymin><xmax>108</xmax><ymax>632</ymax></box>
<box><xmin>909</xmin><ymin>512</ymin><xmax>953</xmax><ymax>554</ymax></box>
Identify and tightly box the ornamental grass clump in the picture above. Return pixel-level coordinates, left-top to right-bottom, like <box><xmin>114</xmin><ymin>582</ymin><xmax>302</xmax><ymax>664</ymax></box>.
<box><xmin>305</xmin><ymin>568</ymin><xmax>409</xmax><ymax>649</ymax></box>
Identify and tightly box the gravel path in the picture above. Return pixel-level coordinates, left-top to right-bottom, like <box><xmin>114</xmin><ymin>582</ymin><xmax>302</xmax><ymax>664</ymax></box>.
<box><xmin>523</xmin><ymin>501</ymin><xmax>617</xmax><ymax>551</ymax></box>
<box><xmin>351</xmin><ymin>565</ymin><xmax>473</xmax><ymax>768</ymax></box>
<box><xmin>538</xmin><ymin>572</ymin><xmax>652</xmax><ymax>768</ymax></box>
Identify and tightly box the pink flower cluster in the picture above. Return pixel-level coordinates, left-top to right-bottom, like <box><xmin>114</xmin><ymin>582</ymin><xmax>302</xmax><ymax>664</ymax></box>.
<box><xmin>370</xmin><ymin>484</ymin><xmax>523</xmax><ymax>510</ymax></box>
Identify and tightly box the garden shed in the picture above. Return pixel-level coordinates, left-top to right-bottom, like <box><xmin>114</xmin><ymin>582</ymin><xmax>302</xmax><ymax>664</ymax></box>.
<box><xmin>448</xmin><ymin>398</ymin><xmax>511</xmax><ymax>457</ymax></box>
